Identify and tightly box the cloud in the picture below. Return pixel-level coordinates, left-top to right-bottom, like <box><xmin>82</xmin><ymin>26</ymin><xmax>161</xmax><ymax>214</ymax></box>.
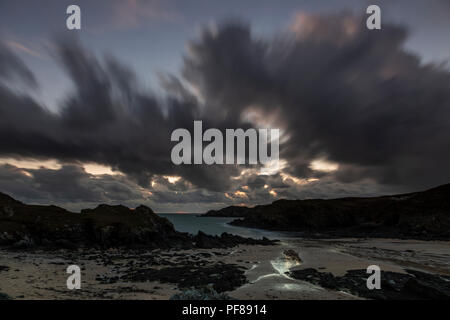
<box><xmin>112</xmin><ymin>0</ymin><xmax>181</xmax><ymax>28</ymax></box>
<box><xmin>1</xmin><ymin>12</ymin><xmax>450</xmax><ymax>211</ymax></box>
<box><xmin>0</xmin><ymin>163</ymin><xmax>144</xmax><ymax>206</ymax></box>
<box><xmin>0</xmin><ymin>42</ymin><xmax>37</xmax><ymax>87</ymax></box>
<box><xmin>0</xmin><ymin>37</ymin><xmax>239</xmax><ymax>195</ymax></box>
<box><xmin>181</xmin><ymin>14</ymin><xmax>450</xmax><ymax>191</ymax></box>
<box><xmin>87</xmin><ymin>0</ymin><xmax>182</xmax><ymax>33</ymax></box>
<box><xmin>5</xmin><ymin>41</ymin><xmax>47</xmax><ymax>60</ymax></box>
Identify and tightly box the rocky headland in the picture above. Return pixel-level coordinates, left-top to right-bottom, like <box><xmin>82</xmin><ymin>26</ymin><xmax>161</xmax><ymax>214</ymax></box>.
<box><xmin>214</xmin><ymin>184</ymin><xmax>450</xmax><ymax>240</ymax></box>
<box><xmin>203</xmin><ymin>205</ymin><xmax>252</xmax><ymax>218</ymax></box>
<box><xmin>0</xmin><ymin>192</ymin><xmax>276</xmax><ymax>249</ymax></box>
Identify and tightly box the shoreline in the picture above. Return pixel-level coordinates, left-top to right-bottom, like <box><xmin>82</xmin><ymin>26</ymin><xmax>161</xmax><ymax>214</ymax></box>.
<box><xmin>1</xmin><ymin>237</ymin><xmax>448</xmax><ymax>300</ymax></box>
<box><xmin>228</xmin><ymin>219</ymin><xmax>450</xmax><ymax>241</ymax></box>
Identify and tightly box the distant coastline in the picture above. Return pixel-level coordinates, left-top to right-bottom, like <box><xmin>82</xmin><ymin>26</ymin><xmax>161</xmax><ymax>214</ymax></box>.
<box><xmin>202</xmin><ymin>183</ymin><xmax>450</xmax><ymax>240</ymax></box>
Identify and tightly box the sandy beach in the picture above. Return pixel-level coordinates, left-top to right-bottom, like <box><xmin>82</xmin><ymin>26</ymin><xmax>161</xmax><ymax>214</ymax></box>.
<box><xmin>1</xmin><ymin>238</ymin><xmax>448</xmax><ymax>300</ymax></box>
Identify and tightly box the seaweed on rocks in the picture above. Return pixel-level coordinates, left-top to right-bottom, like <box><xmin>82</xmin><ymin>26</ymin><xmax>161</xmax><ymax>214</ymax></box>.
<box><xmin>288</xmin><ymin>268</ymin><xmax>450</xmax><ymax>300</ymax></box>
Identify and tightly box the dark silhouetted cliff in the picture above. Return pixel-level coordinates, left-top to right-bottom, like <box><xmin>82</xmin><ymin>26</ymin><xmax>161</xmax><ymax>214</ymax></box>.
<box><xmin>229</xmin><ymin>184</ymin><xmax>450</xmax><ymax>240</ymax></box>
<box><xmin>0</xmin><ymin>193</ymin><xmax>276</xmax><ymax>248</ymax></box>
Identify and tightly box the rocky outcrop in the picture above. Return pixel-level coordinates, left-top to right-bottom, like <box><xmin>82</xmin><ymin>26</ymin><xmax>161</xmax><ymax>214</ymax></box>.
<box><xmin>289</xmin><ymin>268</ymin><xmax>450</xmax><ymax>300</ymax></box>
<box><xmin>192</xmin><ymin>231</ymin><xmax>277</xmax><ymax>249</ymax></box>
<box><xmin>0</xmin><ymin>193</ymin><xmax>278</xmax><ymax>249</ymax></box>
<box><xmin>0</xmin><ymin>196</ymin><xmax>186</xmax><ymax>249</ymax></box>
<box><xmin>170</xmin><ymin>286</ymin><xmax>233</xmax><ymax>300</ymax></box>
<box><xmin>0</xmin><ymin>292</ymin><xmax>11</xmax><ymax>300</ymax></box>
<box><xmin>229</xmin><ymin>183</ymin><xmax>450</xmax><ymax>240</ymax></box>
<box><xmin>283</xmin><ymin>249</ymin><xmax>302</xmax><ymax>263</ymax></box>
<box><xmin>121</xmin><ymin>263</ymin><xmax>247</xmax><ymax>293</ymax></box>
<box><xmin>202</xmin><ymin>205</ymin><xmax>252</xmax><ymax>217</ymax></box>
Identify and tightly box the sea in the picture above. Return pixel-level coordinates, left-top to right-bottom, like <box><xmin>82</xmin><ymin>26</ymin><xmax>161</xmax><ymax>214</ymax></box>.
<box><xmin>158</xmin><ymin>214</ymin><xmax>297</xmax><ymax>240</ymax></box>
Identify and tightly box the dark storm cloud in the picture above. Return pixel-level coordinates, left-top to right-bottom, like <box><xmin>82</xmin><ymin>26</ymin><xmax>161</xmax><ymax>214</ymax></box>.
<box><xmin>0</xmin><ymin>163</ymin><xmax>235</xmax><ymax>212</ymax></box>
<box><xmin>0</xmin><ymin>37</ymin><xmax>239</xmax><ymax>192</ymax></box>
<box><xmin>182</xmin><ymin>14</ymin><xmax>450</xmax><ymax>190</ymax></box>
<box><xmin>1</xmin><ymin>12</ymin><xmax>450</xmax><ymax>210</ymax></box>
<box><xmin>0</xmin><ymin>163</ymin><xmax>143</xmax><ymax>205</ymax></box>
<box><xmin>0</xmin><ymin>42</ymin><xmax>37</xmax><ymax>87</ymax></box>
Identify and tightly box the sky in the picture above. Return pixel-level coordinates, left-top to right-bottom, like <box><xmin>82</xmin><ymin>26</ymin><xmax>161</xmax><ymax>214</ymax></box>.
<box><xmin>1</xmin><ymin>0</ymin><xmax>450</xmax><ymax>212</ymax></box>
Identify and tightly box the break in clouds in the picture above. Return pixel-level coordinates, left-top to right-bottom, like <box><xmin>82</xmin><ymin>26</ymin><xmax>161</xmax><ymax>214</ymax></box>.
<box><xmin>1</xmin><ymin>12</ymin><xmax>450</xmax><ymax>212</ymax></box>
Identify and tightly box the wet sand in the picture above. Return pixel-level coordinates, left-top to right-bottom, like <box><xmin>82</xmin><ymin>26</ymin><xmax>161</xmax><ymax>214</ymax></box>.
<box><xmin>0</xmin><ymin>238</ymin><xmax>448</xmax><ymax>299</ymax></box>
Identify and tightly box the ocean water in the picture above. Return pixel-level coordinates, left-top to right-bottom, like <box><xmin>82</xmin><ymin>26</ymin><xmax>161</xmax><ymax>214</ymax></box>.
<box><xmin>158</xmin><ymin>214</ymin><xmax>295</xmax><ymax>240</ymax></box>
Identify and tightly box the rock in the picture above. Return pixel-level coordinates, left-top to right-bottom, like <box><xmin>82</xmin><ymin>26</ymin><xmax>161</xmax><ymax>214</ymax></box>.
<box><xmin>283</xmin><ymin>249</ymin><xmax>302</xmax><ymax>263</ymax></box>
<box><xmin>0</xmin><ymin>192</ymin><xmax>276</xmax><ymax>250</ymax></box>
<box><xmin>0</xmin><ymin>201</ymin><xmax>185</xmax><ymax>249</ymax></box>
<box><xmin>402</xmin><ymin>269</ymin><xmax>450</xmax><ymax>300</ymax></box>
<box><xmin>12</xmin><ymin>235</ymin><xmax>35</xmax><ymax>248</ymax></box>
<box><xmin>202</xmin><ymin>206</ymin><xmax>252</xmax><ymax>218</ymax></box>
<box><xmin>229</xmin><ymin>183</ymin><xmax>450</xmax><ymax>240</ymax></box>
<box><xmin>0</xmin><ymin>265</ymin><xmax>10</xmax><ymax>272</ymax></box>
<box><xmin>193</xmin><ymin>231</ymin><xmax>278</xmax><ymax>249</ymax></box>
<box><xmin>0</xmin><ymin>292</ymin><xmax>11</xmax><ymax>300</ymax></box>
<box><xmin>170</xmin><ymin>285</ymin><xmax>234</xmax><ymax>300</ymax></box>
<box><xmin>289</xmin><ymin>268</ymin><xmax>338</xmax><ymax>290</ymax></box>
<box><xmin>119</xmin><ymin>263</ymin><xmax>247</xmax><ymax>292</ymax></box>
<box><xmin>289</xmin><ymin>268</ymin><xmax>450</xmax><ymax>300</ymax></box>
